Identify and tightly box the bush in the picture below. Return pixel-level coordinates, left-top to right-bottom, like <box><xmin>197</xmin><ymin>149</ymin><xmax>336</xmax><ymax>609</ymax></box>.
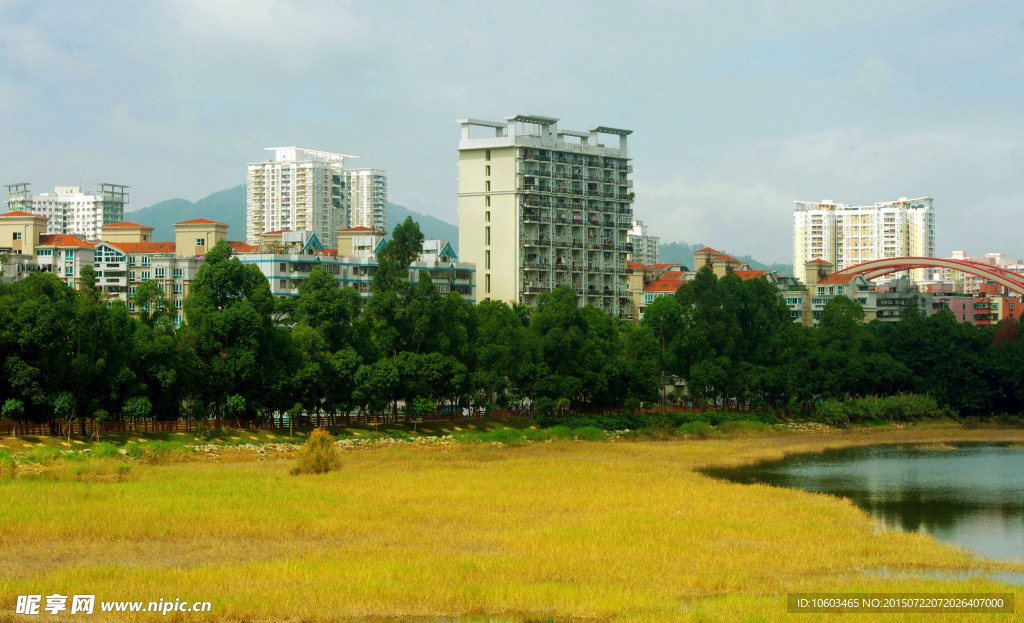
<box><xmin>123</xmin><ymin>441</ymin><xmax>192</xmax><ymax>462</ymax></box>
<box><xmin>483</xmin><ymin>427</ymin><xmax>528</xmax><ymax>445</ymax></box>
<box><xmin>0</xmin><ymin>449</ymin><xmax>15</xmax><ymax>474</ymax></box>
<box><xmin>572</xmin><ymin>426</ymin><xmax>607</xmax><ymax>441</ymax></box>
<box><xmin>91</xmin><ymin>442</ymin><xmax>121</xmax><ymax>459</ymax></box>
<box><xmin>194</xmin><ymin>422</ymin><xmax>211</xmax><ymax>441</ymax></box>
<box><xmin>811</xmin><ymin>394</ymin><xmax>948</xmax><ymax>426</ymax></box>
<box><xmin>677</xmin><ymin>421</ymin><xmax>722</xmax><ymax>439</ymax></box>
<box><xmin>291</xmin><ymin>428</ymin><xmax>342</xmax><ymax>475</ymax></box>
<box><xmin>546</xmin><ymin>425</ymin><xmax>574</xmax><ymax>439</ymax></box>
<box><xmin>26</xmin><ymin>445</ymin><xmax>62</xmax><ymax>465</ymax></box>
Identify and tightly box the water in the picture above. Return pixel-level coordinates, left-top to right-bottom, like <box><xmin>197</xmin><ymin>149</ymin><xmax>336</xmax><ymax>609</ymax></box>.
<box><xmin>704</xmin><ymin>443</ymin><xmax>1024</xmax><ymax>566</ymax></box>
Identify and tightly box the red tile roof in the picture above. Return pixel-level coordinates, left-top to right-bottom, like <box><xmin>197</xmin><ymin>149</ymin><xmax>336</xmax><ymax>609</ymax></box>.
<box><xmin>734</xmin><ymin>270</ymin><xmax>769</xmax><ymax>280</ymax></box>
<box><xmin>338</xmin><ymin>226</ymin><xmax>386</xmax><ymax>233</ymax></box>
<box><xmin>643</xmin><ymin>270</ymin><xmax>689</xmax><ymax>293</ymax></box>
<box><xmin>818</xmin><ymin>274</ymin><xmax>856</xmax><ymax>284</ymax></box>
<box><xmin>627</xmin><ymin>260</ymin><xmax>648</xmax><ymax>270</ymax></box>
<box><xmin>38</xmin><ymin>234</ymin><xmax>96</xmax><ymax>248</ymax></box>
<box><xmin>107</xmin><ymin>241</ymin><xmax>176</xmax><ymax>253</ymax></box>
<box><xmin>175</xmin><ymin>218</ymin><xmax>227</xmax><ymax>225</ymax></box>
<box><xmin>695</xmin><ymin>247</ymin><xmax>720</xmax><ymax>254</ymax></box>
<box><xmin>229</xmin><ymin>241</ymin><xmax>258</xmax><ymax>253</ymax></box>
<box><xmin>0</xmin><ymin>211</ymin><xmax>47</xmax><ymax>219</ymax></box>
<box><xmin>713</xmin><ymin>254</ymin><xmax>737</xmax><ymax>262</ymax></box>
<box><xmin>316</xmin><ymin>248</ymin><xmax>339</xmax><ymax>256</ymax></box>
<box><xmin>807</xmin><ymin>258</ymin><xmax>832</xmax><ymax>264</ymax></box>
<box><xmin>103</xmin><ymin>221</ymin><xmax>152</xmax><ymax>229</ymax></box>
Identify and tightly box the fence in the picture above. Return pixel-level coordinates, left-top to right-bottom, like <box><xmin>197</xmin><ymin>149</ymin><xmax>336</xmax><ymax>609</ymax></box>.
<box><xmin>0</xmin><ymin>402</ymin><xmax>811</xmax><ymax>438</ymax></box>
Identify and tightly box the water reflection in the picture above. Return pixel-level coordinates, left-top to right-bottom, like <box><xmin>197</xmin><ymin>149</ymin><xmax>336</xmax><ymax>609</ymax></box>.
<box><xmin>703</xmin><ymin>444</ymin><xmax>1024</xmax><ymax>562</ymax></box>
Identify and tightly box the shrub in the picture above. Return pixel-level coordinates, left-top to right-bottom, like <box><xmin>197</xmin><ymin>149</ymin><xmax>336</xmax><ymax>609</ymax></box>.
<box><xmin>483</xmin><ymin>427</ymin><xmax>528</xmax><ymax>445</ymax></box>
<box><xmin>194</xmin><ymin>422</ymin><xmax>211</xmax><ymax>441</ymax></box>
<box><xmin>572</xmin><ymin>426</ymin><xmax>607</xmax><ymax>441</ymax></box>
<box><xmin>677</xmin><ymin>421</ymin><xmax>722</xmax><ymax>439</ymax></box>
<box><xmin>91</xmin><ymin>442</ymin><xmax>121</xmax><ymax>459</ymax></box>
<box><xmin>0</xmin><ymin>449</ymin><xmax>15</xmax><ymax>474</ymax></box>
<box><xmin>291</xmin><ymin>428</ymin><xmax>342</xmax><ymax>475</ymax></box>
<box><xmin>546</xmin><ymin>425</ymin><xmax>574</xmax><ymax>439</ymax></box>
<box><xmin>26</xmin><ymin>445</ymin><xmax>62</xmax><ymax>465</ymax></box>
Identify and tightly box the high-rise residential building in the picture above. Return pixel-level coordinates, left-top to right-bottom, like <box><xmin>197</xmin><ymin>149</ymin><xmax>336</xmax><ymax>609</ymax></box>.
<box><xmin>344</xmin><ymin>169</ymin><xmax>387</xmax><ymax>231</ymax></box>
<box><xmin>627</xmin><ymin>219</ymin><xmax>659</xmax><ymax>266</ymax></box>
<box><xmin>793</xmin><ymin>197</ymin><xmax>935</xmax><ymax>284</ymax></box>
<box><xmin>457</xmin><ymin>115</ymin><xmax>634</xmax><ymax>316</ymax></box>
<box><xmin>247</xmin><ymin>147</ymin><xmax>351</xmax><ymax>246</ymax></box>
<box><xmin>4</xmin><ymin>183</ymin><xmax>128</xmax><ymax>240</ymax></box>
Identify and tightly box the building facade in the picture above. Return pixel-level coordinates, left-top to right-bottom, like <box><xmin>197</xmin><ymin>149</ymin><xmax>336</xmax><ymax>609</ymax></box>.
<box><xmin>344</xmin><ymin>169</ymin><xmax>387</xmax><ymax>231</ymax></box>
<box><xmin>628</xmin><ymin>219</ymin><xmax>659</xmax><ymax>266</ymax></box>
<box><xmin>793</xmin><ymin>197</ymin><xmax>935</xmax><ymax>284</ymax></box>
<box><xmin>247</xmin><ymin>147</ymin><xmax>351</xmax><ymax>246</ymax></box>
<box><xmin>4</xmin><ymin>184</ymin><xmax>128</xmax><ymax>240</ymax></box>
<box><xmin>457</xmin><ymin>115</ymin><xmax>634</xmax><ymax>316</ymax></box>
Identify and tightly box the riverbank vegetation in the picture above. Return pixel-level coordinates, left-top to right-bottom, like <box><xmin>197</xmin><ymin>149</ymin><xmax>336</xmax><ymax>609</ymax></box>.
<box><xmin>2</xmin><ymin>217</ymin><xmax>1023</xmax><ymax>431</ymax></box>
<box><xmin>1</xmin><ymin>425</ymin><xmax>1022</xmax><ymax>621</ymax></box>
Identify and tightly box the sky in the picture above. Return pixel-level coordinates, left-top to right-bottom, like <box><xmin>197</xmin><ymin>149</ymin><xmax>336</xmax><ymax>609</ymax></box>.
<box><xmin>1</xmin><ymin>0</ymin><xmax>1022</xmax><ymax>263</ymax></box>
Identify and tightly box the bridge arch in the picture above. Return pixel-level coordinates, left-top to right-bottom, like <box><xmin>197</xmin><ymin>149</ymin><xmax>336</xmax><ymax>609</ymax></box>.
<box><xmin>833</xmin><ymin>257</ymin><xmax>1024</xmax><ymax>297</ymax></box>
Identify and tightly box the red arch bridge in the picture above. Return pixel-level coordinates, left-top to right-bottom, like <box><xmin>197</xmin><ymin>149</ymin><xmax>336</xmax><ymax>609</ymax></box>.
<box><xmin>832</xmin><ymin>257</ymin><xmax>1024</xmax><ymax>297</ymax></box>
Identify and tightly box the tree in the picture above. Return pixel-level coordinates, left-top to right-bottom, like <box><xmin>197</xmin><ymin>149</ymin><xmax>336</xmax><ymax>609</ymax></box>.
<box><xmin>133</xmin><ymin>280</ymin><xmax>170</xmax><ymax>327</ymax></box>
<box><xmin>3</xmin><ymin>399</ymin><xmax>24</xmax><ymax>437</ymax></box>
<box><xmin>122</xmin><ymin>396</ymin><xmax>152</xmax><ymax>432</ymax></box>
<box><xmin>380</xmin><ymin>217</ymin><xmax>424</xmax><ymax>270</ymax></box>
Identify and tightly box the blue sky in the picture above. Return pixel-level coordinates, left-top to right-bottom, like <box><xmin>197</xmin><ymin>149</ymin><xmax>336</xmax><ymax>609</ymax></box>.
<box><xmin>1</xmin><ymin>0</ymin><xmax>1021</xmax><ymax>262</ymax></box>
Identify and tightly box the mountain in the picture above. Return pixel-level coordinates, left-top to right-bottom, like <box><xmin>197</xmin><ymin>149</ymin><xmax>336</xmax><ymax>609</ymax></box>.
<box><xmin>659</xmin><ymin>241</ymin><xmax>793</xmax><ymax>275</ymax></box>
<box><xmin>127</xmin><ymin>185</ymin><xmax>247</xmax><ymax>240</ymax></box>
<box><xmin>129</xmin><ymin>185</ymin><xmax>459</xmax><ymax>248</ymax></box>
<box><xmin>129</xmin><ymin>188</ymin><xmax>787</xmax><ymax>272</ymax></box>
<box><xmin>386</xmin><ymin>203</ymin><xmax>459</xmax><ymax>251</ymax></box>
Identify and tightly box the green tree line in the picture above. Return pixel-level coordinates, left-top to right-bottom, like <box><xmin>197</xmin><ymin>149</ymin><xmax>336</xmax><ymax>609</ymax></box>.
<box><xmin>2</xmin><ymin>218</ymin><xmax>1022</xmax><ymax>427</ymax></box>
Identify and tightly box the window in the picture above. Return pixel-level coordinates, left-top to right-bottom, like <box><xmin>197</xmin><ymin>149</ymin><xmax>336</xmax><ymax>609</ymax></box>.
<box><xmin>280</xmin><ymin>263</ymin><xmax>287</xmax><ymax>272</ymax></box>
<box><xmin>485</xmin><ymin>181</ymin><xmax>490</xmax><ymax>192</ymax></box>
<box><xmin>173</xmin><ymin>268</ymin><xmax>183</xmax><ymax>279</ymax></box>
<box><xmin>485</xmin><ymin>226</ymin><xmax>490</xmax><ymax>246</ymax></box>
<box><xmin>485</xmin><ymin>250</ymin><xmax>490</xmax><ymax>270</ymax></box>
<box><xmin>129</xmin><ymin>271</ymin><xmax>136</xmax><ymax>281</ymax></box>
<box><xmin>65</xmin><ymin>250</ymin><xmax>74</xmax><ymax>260</ymax></box>
<box><xmin>485</xmin><ymin>210</ymin><xmax>490</xmax><ymax>222</ymax></box>
<box><xmin>141</xmin><ymin>271</ymin><xmax>151</xmax><ymax>280</ymax></box>
<box><xmin>175</xmin><ymin>299</ymin><xmax>183</xmax><ymax>309</ymax></box>
<box><xmin>141</xmin><ymin>256</ymin><xmax>150</xmax><ymax>267</ymax></box>
<box><xmin>485</xmin><ymin>165</ymin><xmax>491</xmax><ymax>176</ymax></box>
<box><xmin>129</xmin><ymin>256</ymin><xmax>136</xmax><ymax>266</ymax></box>
<box><xmin>279</xmin><ymin>279</ymin><xmax>287</xmax><ymax>289</ymax></box>
<box><xmin>65</xmin><ymin>265</ymin><xmax>73</xmax><ymax>276</ymax></box>
<box><xmin>13</xmin><ymin>232</ymin><xmax>21</xmax><ymax>241</ymax></box>
<box><xmin>155</xmin><ymin>267</ymin><xmax>165</xmax><ymax>278</ymax></box>
<box><xmin>485</xmin><ymin>274</ymin><xmax>490</xmax><ymax>294</ymax></box>
<box><xmin>485</xmin><ymin>149</ymin><xmax>491</xmax><ymax>161</ymax></box>
<box><xmin>174</xmin><ymin>315</ymin><xmax>182</xmax><ymax>327</ymax></box>
<box><xmin>196</xmin><ymin>238</ymin><xmax>205</xmax><ymax>247</ymax></box>
<box><xmin>173</xmin><ymin>284</ymin><xmax>183</xmax><ymax>295</ymax></box>
<box><xmin>128</xmin><ymin>286</ymin><xmax>136</xmax><ymax>297</ymax></box>
<box><xmin>485</xmin><ymin>196</ymin><xmax>490</xmax><ymax>207</ymax></box>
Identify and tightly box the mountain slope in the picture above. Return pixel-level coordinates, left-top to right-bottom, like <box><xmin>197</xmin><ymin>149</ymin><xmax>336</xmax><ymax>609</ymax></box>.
<box><xmin>129</xmin><ymin>185</ymin><xmax>458</xmax><ymax>247</ymax></box>
<box><xmin>659</xmin><ymin>241</ymin><xmax>793</xmax><ymax>275</ymax></box>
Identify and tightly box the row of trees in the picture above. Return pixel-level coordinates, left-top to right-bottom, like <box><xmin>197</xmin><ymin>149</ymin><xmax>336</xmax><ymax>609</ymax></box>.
<box><xmin>0</xmin><ymin>218</ymin><xmax>660</xmax><ymax>425</ymax></box>
<box><xmin>2</xmin><ymin>216</ymin><xmax>1022</xmax><ymax>426</ymax></box>
<box><xmin>646</xmin><ymin>267</ymin><xmax>1024</xmax><ymax>414</ymax></box>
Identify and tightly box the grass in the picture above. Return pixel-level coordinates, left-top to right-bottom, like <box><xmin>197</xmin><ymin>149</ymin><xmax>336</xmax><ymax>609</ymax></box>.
<box><xmin>0</xmin><ymin>424</ymin><xmax>1023</xmax><ymax>621</ymax></box>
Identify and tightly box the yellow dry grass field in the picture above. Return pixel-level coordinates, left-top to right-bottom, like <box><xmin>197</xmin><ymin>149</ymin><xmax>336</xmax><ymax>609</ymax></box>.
<box><xmin>1</xmin><ymin>424</ymin><xmax>1023</xmax><ymax>622</ymax></box>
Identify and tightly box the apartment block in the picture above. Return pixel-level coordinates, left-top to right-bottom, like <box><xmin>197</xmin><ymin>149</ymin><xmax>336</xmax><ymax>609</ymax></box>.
<box><xmin>4</xmin><ymin>183</ymin><xmax>128</xmax><ymax>240</ymax></box>
<box><xmin>628</xmin><ymin>219</ymin><xmax>660</xmax><ymax>266</ymax></box>
<box><xmin>247</xmin><ymin>147</ymin><xmax>350</xmax><ymax>247</ymax></box>
<box><xmin>344</xmin><ymin>169</ymin><xmax>388</xmax><ymax>231</ymax></box>
<box><xmin>457</xmin><ymin>115</ymin><xmax>634</xmax><ymax>316</ymax></box>
<box><xmin>793</xmin><ymin>197</ymin><xmax>935</xmax><ymax>284</ymax></box>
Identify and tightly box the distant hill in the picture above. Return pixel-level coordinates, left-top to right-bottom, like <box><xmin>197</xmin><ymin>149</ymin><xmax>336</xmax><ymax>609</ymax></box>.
<box><xmin>659</xmin><ymin>241</ymin><xmax>793</xmax><ymax>275</ymax></box>
<box><xmin>129</xmin><ymin>189</ymin><xmax>787</xmax><ymax>271</ymax></box>
<box><xmin>128</xmin><ymin>185</ymin><xmax>247</xmax><ymax>240</ymax></box>
<box><xmin>129</xmin><ymin>185</ymin><xmax>459</xmax><ymax>248</ymax></box>
<box><xmin>386</xmin><ymin>203</ymin><xmax>459</xmax><ymax>251</ymax></box>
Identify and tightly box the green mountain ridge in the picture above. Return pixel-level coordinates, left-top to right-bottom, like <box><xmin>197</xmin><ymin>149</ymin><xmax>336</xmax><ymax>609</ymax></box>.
<box><xmin>128</xmin><ymin>185</ymin><xmax>791</xmax><ymax>272</ymax></box>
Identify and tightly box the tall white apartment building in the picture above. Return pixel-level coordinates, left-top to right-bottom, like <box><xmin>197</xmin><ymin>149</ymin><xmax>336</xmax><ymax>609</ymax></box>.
<box><xmin>344</xmin><ymin>169</ymin><xmax>387</xmax><ymax>230</ymax></box>
<box><xmin>247</xmin><ymin>147</ymin><xmax>351</xmax><ymax>246</ymax></box>
<box><xmin>457</xmin><ymin>115</ymin><xmax>634</xmax><ymax>316</ymax></box>
<box><xmin>793</xmin><ymin>197</ymin><xmax>935</xmax><ymax>284</ymax></box>
<box><xmin>4</xmin><ymin>183</ymin><xmax>128</xmax><ymax>239</ymax></box>
<box><xmin>627</xmin><ymin>219</ymin><xmax>659</xmax><ymax>266</ymax></box>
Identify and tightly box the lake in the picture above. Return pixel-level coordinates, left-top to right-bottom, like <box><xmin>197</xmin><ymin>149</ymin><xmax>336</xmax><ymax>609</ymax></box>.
<box><xmin>703</xmin><ymin>443</ymin><xmax>1024</xmax><ymax>577</ymax></box>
